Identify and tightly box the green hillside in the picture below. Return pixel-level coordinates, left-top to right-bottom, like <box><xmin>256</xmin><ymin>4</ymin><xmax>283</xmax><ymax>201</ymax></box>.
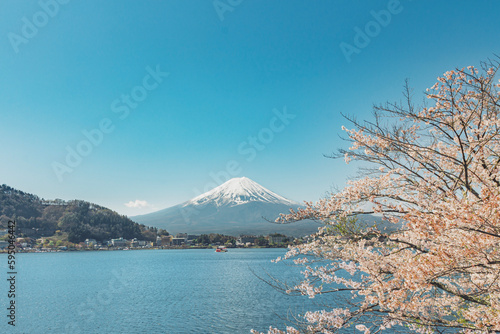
<box><xmin>0</xmin><ymin>184</ymin><xmax>160</xmax><ymax>243</ymax></box>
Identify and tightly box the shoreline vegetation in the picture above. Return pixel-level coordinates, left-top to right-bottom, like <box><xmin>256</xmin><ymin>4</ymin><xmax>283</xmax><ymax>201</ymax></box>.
<box><xmin>0</xmin><ymin>244</ymin><xmax>290</xmax><ymax>254</ymax></box>
<box><xmin>0</xmin><ymin>231</ymin><xmax>300</xmax><ymax>254</ymax></box>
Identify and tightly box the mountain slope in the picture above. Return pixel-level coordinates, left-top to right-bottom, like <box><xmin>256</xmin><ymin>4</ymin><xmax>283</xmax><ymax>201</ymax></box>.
<box><xmin>0</xmin><ymin>184</ymin><xmax>152</xmax><ymax>243</ymax></box>
<box><xmin>132</xmin><ymin>177</ymin><xmax>321</xmax><ymax>236</ymax></box>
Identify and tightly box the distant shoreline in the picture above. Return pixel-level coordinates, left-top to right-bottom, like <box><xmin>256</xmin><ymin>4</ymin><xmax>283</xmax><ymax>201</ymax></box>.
<box><xmin>0</xmin><ymin>245</ymin><xmax>289</xmax><ymax>254</ymax></box>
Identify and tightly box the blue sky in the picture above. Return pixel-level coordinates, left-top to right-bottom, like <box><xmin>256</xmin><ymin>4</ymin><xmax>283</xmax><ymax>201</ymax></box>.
<box><xmin>0</xmin><ymin>0</ymin><xmax>499</xmax><ymax>216</ymax></box>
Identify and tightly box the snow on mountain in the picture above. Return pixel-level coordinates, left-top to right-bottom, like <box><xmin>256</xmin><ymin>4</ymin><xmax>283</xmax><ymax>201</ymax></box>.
<box><xmin>131</xmin><ymin>177</ymin><xmax>318</xmax><ymax>236</ymax></box>
<box><xmin>186</xmin><ymin>177</ymin><xmax>298</xmax><ymax>207</ymax></box>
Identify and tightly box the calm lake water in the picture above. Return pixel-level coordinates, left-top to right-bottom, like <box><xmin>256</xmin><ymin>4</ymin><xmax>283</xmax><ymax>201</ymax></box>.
<box><xmin>0</xmin><ymin>249</ymin><xmax>330</xmax><ymax>334</ymax></box>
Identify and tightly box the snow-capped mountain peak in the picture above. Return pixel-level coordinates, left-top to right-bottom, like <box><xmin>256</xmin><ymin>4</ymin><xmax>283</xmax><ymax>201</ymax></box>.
<box><xmin>187</xmin><ymin>177</ymin><xmax>298</xmax><ymax>207</ymax></box>
<box><xmin>131</xmin><ymin>176</ymin><xmax>315</xmax><ymax>236</ymax></box>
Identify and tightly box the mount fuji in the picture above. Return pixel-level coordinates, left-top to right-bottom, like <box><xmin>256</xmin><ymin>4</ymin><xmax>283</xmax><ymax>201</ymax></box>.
<box><xmin>131</xmin><ymin>177</ymin><xmax>321</xmax><ymax>236</ymax></box>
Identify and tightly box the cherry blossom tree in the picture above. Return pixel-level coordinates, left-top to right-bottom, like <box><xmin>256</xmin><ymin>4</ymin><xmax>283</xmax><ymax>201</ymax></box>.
<box><xmin>255</xmin><ymin>60</ymin><xmax>500</xmax><ymax>333</ymax></box>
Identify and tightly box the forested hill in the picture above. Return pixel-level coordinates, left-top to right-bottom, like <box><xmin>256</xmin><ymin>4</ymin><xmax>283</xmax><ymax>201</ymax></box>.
<box><xmin>0</xmin><ymin>184</ymin><xmax>157</xmax><ymax>243</ymax></box>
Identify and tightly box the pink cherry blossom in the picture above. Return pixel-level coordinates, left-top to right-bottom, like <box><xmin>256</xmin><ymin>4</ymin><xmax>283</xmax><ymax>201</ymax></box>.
<box><xmin>255</xmin><ymin>60</ymin><xmax>500</xmax><ymax>333</ymax></box>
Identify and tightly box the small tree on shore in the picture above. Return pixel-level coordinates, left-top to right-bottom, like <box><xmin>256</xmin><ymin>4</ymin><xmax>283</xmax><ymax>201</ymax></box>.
<box><xmin>255</xmin><ymin>60</ymin><xmax>500</xmax><ymax>333</ymax></box>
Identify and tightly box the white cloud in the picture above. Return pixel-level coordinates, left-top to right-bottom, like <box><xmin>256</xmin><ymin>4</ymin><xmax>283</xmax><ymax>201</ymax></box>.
<box><xmin>124</xmin><ymin>199</ymin><xmax>151</xmax><ymax>209</ymax></box>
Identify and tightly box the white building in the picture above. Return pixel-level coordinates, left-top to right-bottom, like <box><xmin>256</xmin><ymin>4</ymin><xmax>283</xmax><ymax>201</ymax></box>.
<box><xmin>111</xmin><ymin>238</ymin><xmax>127</xmax><ymax>247</ymax></box>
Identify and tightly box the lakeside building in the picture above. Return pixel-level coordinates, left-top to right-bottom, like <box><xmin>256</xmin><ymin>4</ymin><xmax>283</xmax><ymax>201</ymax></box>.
<box><xmin>131</xmin><ymin>239</ymin><xmax>139</xmax><ymax>247</ymax></box>
<box><xmin>111</xmin><ymin>237</ymin><xmax>127</xmax><ymax>247</ymax></box>
<box><xmin>85</xmin><ymin>239</ymin><xmax>97</xmax><ymax>247</ymax></box>
<box><xmin>160</xmin><ymin>235</ymin><xmax>172</xmax><ymax>246</ymax></box>
<box><xmin>172</xmin><ymin>237</ymin><xmax>186</xmax><ymax>246</ymax></box>
<box><xmin>131</xmin><ymin>238</ymin><xmax>149</xmax><ymax>248</ymax></box>
<box><xmin>268</xmin><ymin>234</ymin><xmax>287</xmax><ymax>244</ymax></box>
<box><xmin>237</xmin><ymin>236</ymin><xmax>256</xmax><ymax>245</ymax></box>
<box><xmin>171</xmin><ymin>233</ymin><xmax>188</xmax><ymax>246</ymax></box>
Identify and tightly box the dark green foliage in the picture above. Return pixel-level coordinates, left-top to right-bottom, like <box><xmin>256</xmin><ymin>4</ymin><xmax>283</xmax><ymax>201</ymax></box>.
<box><xmin>255</xmin><ymin>236</ymin><xmax>269</xmax><ymax>246</ymax></box>
<box><xmin>140</xmin><ymin>227</ymin><xmax>158</xmax><ymax>241</ymax></box>
<box><xmin>157</xmin><ymin>229</ymin><xmax>169</xmax><ymax>236</ymax></box>
<box><xmin>195</xmin><ymin>234</ymin><xmax>211</xmax><ymax>245</ymax></box>
<box><xmin>194</xmin><ymin>234</ymin><xmax>235</xmax><ymax>245</ymax></box>
<box><xmin>0</xmin><ymin>184</ymin><xmax>151</xmax><ymax>243</ymax></box>
<box><xmin>136</xmin><ymin>226</ymin><xmax>169</xmax><ymax>241</ymax></box>
<box><xmin>0</xmin><ymin>184</ymin><xmax>43</xmax><ymax>220</ymax></box>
